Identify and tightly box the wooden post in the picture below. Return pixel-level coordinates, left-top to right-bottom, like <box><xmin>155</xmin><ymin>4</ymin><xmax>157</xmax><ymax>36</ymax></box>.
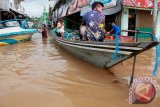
<box><xmin>153</xmin><ymin>0</ymin><xmax>158</xmax><ymax>35</ymax></box>
<box><xmin>0</xmin><ymin>11</ymin><xmax>1</xmax><ymax>20</ymax></box>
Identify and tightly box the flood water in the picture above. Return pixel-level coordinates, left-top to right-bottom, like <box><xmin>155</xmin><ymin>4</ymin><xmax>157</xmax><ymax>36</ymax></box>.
<box><xmin>0</xmin><ymin>33</ymin><xmax>160</xmax><ymax>107</ymax></box>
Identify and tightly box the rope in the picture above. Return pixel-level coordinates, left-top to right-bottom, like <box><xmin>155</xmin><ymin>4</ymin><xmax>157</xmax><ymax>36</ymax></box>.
<box><xmin>152</xmin><ymin>35</ymin><xmax>160</xmax><ymax>76</ymax></box>
<box><xmin>112</xmin><ymin>32</ymin><xmax>119</xmax><ymax>60</ymax></box>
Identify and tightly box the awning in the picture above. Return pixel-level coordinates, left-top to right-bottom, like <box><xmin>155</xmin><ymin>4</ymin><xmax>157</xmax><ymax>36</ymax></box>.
<box><xmin>103</xmin><ymin>0</ymin><xmax>122</xmax><ymax>15</ymax></box>
<box><xmin>78</xmin><ymin>0</ymin><xmax>88</xmax><ymax>7</ymax></box>
<box><xmin>67</xmin><ymin>0</ymin><xmax>80</xmax><ymax>16</ymax></box>
<box><xmin>123</xmin><ymin>0</ymin><xmax>160</xmax><ymax>10</ymax></box>
<box><xmin>80</xmin><ymin>0</ymin><xmax>122</xmax><ymax>16</ymax></box>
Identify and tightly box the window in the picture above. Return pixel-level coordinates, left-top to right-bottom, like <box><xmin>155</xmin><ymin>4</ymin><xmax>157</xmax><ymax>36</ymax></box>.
<box><xmin>0</xmin><ymin>24</ymin><xmax>4</xmax><ymax>28</ymax></box>
<box><xmin>5</xmin><ymin>21</ymin><xmax>20</xmax><ymax>27</ymax></box>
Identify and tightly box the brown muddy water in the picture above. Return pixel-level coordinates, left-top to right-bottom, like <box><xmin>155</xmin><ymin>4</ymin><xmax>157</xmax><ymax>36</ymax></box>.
<box><xmin>0</xmin><ymin>33</ymin><xmax>160</xmax><ymax>107</ymax></box>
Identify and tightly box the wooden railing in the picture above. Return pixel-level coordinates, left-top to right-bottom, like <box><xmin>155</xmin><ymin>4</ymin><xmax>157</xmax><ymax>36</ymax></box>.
<box><xmin>121</xmin><ymin>30</ymin><xmax>154</xmax><ymax>42</ymax></box>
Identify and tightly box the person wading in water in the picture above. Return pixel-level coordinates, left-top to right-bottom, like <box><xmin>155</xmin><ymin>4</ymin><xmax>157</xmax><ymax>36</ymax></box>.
<box><xmin>41</xmin><ymin>24</ymin><xmax>48</xmax><ymax>38</ymax></box>
<box><xmin>38</xmin><ymin>24</ymin><xmax>48</xmax><ymax>39</ymax></box>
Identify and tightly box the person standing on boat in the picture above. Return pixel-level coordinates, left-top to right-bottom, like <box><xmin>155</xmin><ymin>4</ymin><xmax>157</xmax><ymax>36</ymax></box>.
<box><xmin>107</xmin><ymin>22</ymin><xmax>120</xmax><ymax>36</ymax></box>
<box><xmin>83</xmin><ymin>1</ymin><xmax>105</xmax><ymax>42</ymax></box>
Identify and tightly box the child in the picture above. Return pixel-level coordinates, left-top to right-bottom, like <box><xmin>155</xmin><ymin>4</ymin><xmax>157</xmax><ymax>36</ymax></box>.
<box><xmin>54</xmin><ymin>20</ymin><xmax>75</xmax><ymax>40</ymax></box>
<box><xmin>56</xmin><ymin>20</ymin><xmax>65</xmax><ymax>37</ymax></box>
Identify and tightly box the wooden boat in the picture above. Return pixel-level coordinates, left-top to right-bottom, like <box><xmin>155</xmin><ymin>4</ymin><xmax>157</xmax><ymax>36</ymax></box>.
<box><xmin>0</xmin><ymin>19</ymin><xmax>37</xmax><ymax>46</ymax></box>
<box><xmin>51</xmin><ymin>30</ymin><xmax>159</xmax><ymax>69</ymax></box>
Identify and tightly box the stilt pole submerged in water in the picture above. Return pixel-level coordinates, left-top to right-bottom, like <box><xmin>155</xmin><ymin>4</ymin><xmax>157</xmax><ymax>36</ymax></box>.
<box><xmin>130</xmin><ymin>56</ymin><xmax>136</xmax><ymax>86</ymax></box>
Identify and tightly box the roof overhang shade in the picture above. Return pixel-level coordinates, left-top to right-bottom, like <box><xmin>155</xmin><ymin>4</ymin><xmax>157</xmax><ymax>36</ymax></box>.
<box><xmin>10</xmin><ymin>8</ymin><xmax>25</xmax><ymax>18</ymax></box>
<box><xmin>0</xmin><ymin>0</ymin><xmax>10</xmax><ymax>11</ymax></box>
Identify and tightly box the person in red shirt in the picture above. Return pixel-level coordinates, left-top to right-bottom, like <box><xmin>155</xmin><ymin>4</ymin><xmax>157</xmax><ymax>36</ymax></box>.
<box><xmin>41</xmin><ymin>24</ymin><xmax>48</xmax><ymax>38</ymax></box>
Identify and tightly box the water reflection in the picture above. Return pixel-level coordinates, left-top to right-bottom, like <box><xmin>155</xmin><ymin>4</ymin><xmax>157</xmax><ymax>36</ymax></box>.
<box><xmin>0</xmin><ymin>33</ymin><xmax>159</xmax><ymax>107</ymax></box>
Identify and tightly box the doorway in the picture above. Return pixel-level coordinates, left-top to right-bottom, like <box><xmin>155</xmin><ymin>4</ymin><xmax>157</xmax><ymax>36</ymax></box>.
<box><xmin>128</xmin><ymin>9</ymin><xmax>136</xmax><ymax>36</ymax></box>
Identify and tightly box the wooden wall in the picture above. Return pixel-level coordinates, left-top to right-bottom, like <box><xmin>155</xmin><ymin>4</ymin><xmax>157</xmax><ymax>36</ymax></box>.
<box><xmin>136</xmin><ymin>10</ymin><xmax>153</xmax><ymax>28</ymax></box>
<box><xmin>116</xmin><ymin>12</ymin><xmax>122</xmax><ymax>27</ymax></box>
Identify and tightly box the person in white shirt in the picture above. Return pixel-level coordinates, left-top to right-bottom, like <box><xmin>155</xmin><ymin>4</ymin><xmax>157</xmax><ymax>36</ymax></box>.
<box><xmin>56</xmin><ymin>20</ymin><xmax>65</xmax><ymax>37</ymax></box>
<box><xmin>53</xmin><ymin>20</ymin><xmax>75</xmax><ymax>40</ymax></box>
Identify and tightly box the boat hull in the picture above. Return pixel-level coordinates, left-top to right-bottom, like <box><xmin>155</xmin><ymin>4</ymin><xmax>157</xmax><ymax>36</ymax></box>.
<box><xmin>58</xmin><ymin>41</ymin><xmax>129</xmax><ymax>68</ymax></box>
<box><xmin>0</xmin><ymin>33</ymin><xmax>33</xmax><ymax>46</ymax></box>
<box><xmin>52</xmin><ymin>35</ymin><xmax>158</xmax><ymax>68</ymax></box>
